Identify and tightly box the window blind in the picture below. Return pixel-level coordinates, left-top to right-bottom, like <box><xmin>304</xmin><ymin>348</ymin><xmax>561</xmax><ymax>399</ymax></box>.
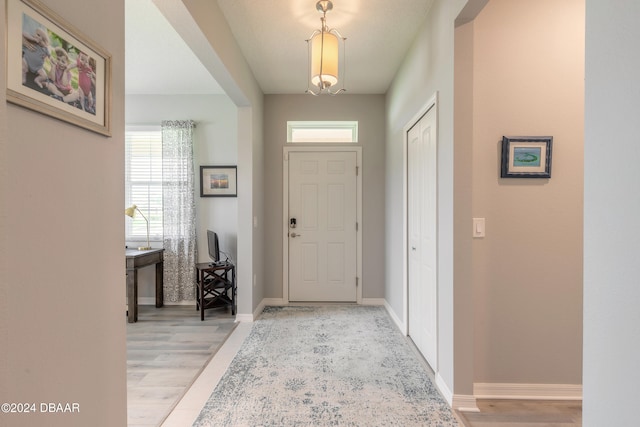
<box><xmin>125</xmin><ymin>129</ymin><xmax>163</xmax><ymax>241</ymax></box>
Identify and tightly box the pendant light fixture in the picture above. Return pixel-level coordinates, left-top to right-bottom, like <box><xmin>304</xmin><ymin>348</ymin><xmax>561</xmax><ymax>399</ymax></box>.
<box><xmin>306</xmin><ymin>0</ymin><xmax>346</xmax><ymax>96</ymax></box>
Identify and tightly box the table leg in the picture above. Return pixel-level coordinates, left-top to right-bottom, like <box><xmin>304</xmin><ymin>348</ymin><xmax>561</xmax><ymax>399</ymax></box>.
<box><xmin>127</xmin><ymin>268</ymin><xmax>138</xmax><ymax>323</ymax></box>
<box><xmin>200</xmin><ymin>270</ymin><xmax>205</xmax><ymax>321</ymax></box>
<box><xmin>155</xmin><ymin>261</ymin><xmax>164</xmax><ymax>308</ymax></box>
<box><xmin>232</xmin><ymin>267</ymin><xmax>236</xmax><ymax>316</ymax></box>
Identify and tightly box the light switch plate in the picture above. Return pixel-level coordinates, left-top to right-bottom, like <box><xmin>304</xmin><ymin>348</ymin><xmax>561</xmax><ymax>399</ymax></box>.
<box><xmin>473</xmin><ymin>218</ymin><xmax>485</xmax><ymax>238</ymax></box>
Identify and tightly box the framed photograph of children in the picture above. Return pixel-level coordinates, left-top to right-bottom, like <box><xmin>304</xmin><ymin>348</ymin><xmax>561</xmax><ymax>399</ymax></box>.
<box><xmin>500</xmin><ymin>136</ymin><xmax>553</xmax><ymax>178</ymax></box>
<box><xmin>5</xmin><ymin>0</ymin><xmax>112</xmax><ymax>136</ymax></box>
<box><xmin>200</xmin><ymin>166</ymin><xmax>238</xmax><ymax>197</ymax></box>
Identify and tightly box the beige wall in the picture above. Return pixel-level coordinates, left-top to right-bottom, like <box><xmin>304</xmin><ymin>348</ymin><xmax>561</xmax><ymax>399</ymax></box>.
<box><xmin>263</xmin><ymin>95</ymin><xmax>386</xmax><ymax>300</ymax></box>
<box><xmin>469</xmin><ymin>0</ymin><xmax>584</xmax><ymax>385</ymax></box>
<box><xmin>0</xmin><ymin>0</ymin><xmax>127</xmax><ymax>425</ymax></box>
<box><xmin>453</xmin><ymin>15</ymin><xmax>476</xmax><ymax>397</ymax></box>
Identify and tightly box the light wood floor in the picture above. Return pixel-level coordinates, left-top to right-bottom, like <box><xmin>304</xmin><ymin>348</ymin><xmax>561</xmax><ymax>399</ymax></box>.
<box><xmin>456</xmin><ymin>399</ymin><xmax>582</xmax><ymax>427</ymax></box>
<box><xmin>126</xmin><ymin>305</ymin><xmax>236</xmax><ymax>427</ymax></box>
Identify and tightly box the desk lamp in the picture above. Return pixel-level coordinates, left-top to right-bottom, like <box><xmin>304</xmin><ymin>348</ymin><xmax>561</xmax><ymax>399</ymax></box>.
<box><xmin>125</xmin><ymin>204</ymin><xmax>151</xmax><ymax>250</ymax></box>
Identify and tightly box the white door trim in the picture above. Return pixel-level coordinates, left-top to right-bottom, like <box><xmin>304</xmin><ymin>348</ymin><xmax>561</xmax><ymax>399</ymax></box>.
<box><xmin>283</xmin><ymin>146</ymin><xmax>363</xmax><ymax>304</ymax></box>
<box><xmin>402</xmin><ymin>91</ymin><xmax>438</xmax><ymax>341</ymax></box>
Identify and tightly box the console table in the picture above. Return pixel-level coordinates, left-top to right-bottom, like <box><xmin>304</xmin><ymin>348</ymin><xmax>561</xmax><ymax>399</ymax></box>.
<box><xmin>126</xmin><ymin>248</ymin><xmax>164</xmax><ymax>323</ymax></box>
<box><xmin>195</xmin><ymin>262</ymin><xmax>236</xmax><ymax>320</ymax></box>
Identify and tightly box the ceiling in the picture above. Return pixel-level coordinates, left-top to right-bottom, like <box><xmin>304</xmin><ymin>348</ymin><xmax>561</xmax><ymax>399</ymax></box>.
<box><xmin>125</xmin><ymin>0</ymin><xmax>435</xmax><ymax>96</ymax></box>
<box><xmin>125</xmin><ymin>0</ymin><xmax>222</xmax><ymax>95</ymax></box>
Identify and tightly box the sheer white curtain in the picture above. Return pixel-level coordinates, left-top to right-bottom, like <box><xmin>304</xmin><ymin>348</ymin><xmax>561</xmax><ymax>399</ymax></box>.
<box><xmin>161</xmin><ymin>120</ymin><xmax>197</xmax><ymax>302</ymax></box>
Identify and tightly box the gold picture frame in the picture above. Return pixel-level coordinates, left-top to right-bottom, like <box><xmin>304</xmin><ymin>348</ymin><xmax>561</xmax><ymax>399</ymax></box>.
<box><xmin>5</xmin><ymin>0</ymin><xmax>112</xmax><ymax>136</ymax></box>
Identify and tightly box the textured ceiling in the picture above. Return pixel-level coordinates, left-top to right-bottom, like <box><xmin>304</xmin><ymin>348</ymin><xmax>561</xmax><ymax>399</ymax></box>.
<box><xmin>125</xmin><ymin>0</ymin><xmax>435</xmax><ymax>96</ymax></box>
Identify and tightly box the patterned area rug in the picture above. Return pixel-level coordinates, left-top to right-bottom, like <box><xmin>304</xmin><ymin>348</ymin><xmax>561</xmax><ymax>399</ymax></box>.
<box><xmin>193</xmin><ymin>305</ymin><xmax>459</xmax><ymax>426</ymax></box>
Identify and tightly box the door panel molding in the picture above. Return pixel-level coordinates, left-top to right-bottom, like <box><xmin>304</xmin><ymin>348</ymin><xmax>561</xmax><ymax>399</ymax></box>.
<box><xmin>283</xmin><ymin>146</ymin><xmax>362</xmax><ymax>303</ymax></box>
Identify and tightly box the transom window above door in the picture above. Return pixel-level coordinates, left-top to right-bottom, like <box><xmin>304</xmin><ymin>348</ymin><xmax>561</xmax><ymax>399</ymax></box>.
<box><xmin>287</xmin><ymin>121</ymin><xmax>358</xmax><ymax>143</ymax></box>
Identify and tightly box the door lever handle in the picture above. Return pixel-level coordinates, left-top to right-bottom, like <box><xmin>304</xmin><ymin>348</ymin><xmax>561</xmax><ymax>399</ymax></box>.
<box><xmin>290</xmin><ymin>232</ymin><xmax>301</xmax><ymax>238</ymax></box>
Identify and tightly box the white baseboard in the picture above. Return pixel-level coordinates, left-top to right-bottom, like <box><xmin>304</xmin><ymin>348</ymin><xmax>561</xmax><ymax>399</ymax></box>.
<box><xmin>435</xmin><ymin>373</ymin><xmax>454</xmax><ymax>406</ymax></box>
<box><xmin>253</xmin><ymin>298</ymin><xmax>386</xmax><ymax>316</ymax></box>
<box><xmin>235</xmin><ymin>313</ymin><xmax>254</xmax><ymax>323</ymax></box>
<box><xmin>383</xmin><ymin>300</ymin><xmax>406</xmax><ymax>334</ymax></box>
<box><xmin>437</xmin><ymin>376</ymin><xmax>479</xmax><ymax>412</ymax></box>
<box><xmin>361</xmin><ymin>298</ymin><xmax>385</xmax><ymax>305</ymax></box>
<box><xmin>247</xmin><ymin>298</ymin><xmax>287</xmax><ymax>321</ymax></box>
<box><xmin>261</xmin><ymin>298</ymin><xmax>286</xmax><ymax>307</ymax></box>
<box><xmin>474</xmin><ymin>383</ymin><xmax>583</xmax><ymax>400</ymax></box>
<box><xmin>452</xmin><ymin>394</ymin><xmax>479</xmax><ymax>412</ymax></box>
<box><xmin>252</xmin><ymin>299</ymin><xmax>267</xmax><ymax>320</ymax></box>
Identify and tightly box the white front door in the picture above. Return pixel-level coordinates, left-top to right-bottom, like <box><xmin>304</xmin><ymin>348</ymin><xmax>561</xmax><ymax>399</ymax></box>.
<box><xmin>288</xmin><ymin>151</ymin><xmax>358</xmax><ymax>302</ymax></box>
<box><xmin>407</xmin><ymin>105</ymin><xmax>438</xmax><ymax>368</ymax></box>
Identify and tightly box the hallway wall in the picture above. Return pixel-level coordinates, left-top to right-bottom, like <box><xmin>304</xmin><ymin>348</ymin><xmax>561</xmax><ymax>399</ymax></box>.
<box><xmin>468</xmin><ymin>0</ymin><xmax>584</xmax><ymax>387</ymax></box>
<box><xmin>158</xmin><ymin>0</ymin><xmax>266</xmax><ymax>315</ymax></box>
<box><xmin>263</xmin><ymin>94</ymin><xmax>386</xmax><ymax>301</ymax></box>
<box><xmin>387</xmin><ymin>0</ymin><xmax>583</xmax><ymax>401</ymax></box>
<box><xmin>0</xmin><ymin>0</ymin><xmax>127</xmax><ymax>425</ymax></box>
<box><xmin>583</xmin><ymin>1</ymin><xmax>640</xmax><ymax>425</ymax></box>
<box><xmin>385</xmin><ymin>0</ymin><xmax>469</xmax><ymax>399</ymax></box>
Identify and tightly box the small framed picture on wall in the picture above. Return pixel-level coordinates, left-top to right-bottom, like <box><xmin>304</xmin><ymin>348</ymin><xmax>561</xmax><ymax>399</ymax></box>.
<box><xmin>501</xmin><ymin>136</ymin><xmax>553</xmax><ymax>178</ymax></box>
<box><xmin>200</xmin><ymin>166</ymin><xmax>237</xmax><ymax>197</ymax></box>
